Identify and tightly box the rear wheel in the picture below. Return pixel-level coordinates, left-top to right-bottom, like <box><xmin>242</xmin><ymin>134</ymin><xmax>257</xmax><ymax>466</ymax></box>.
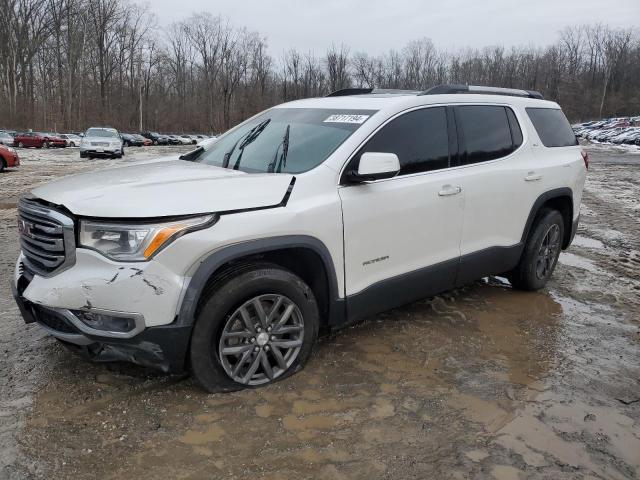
<box><xmin>508</xmin><ymin>209</ymin><xmax>564</xmax><ymax>291</ymax></box>
<box><xmin>190</xmin><ymin>264</ymin><xmax>319</xmax><ymax>393</ymax></box>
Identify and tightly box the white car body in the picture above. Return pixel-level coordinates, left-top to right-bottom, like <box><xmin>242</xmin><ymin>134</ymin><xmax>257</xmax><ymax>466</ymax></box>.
<box><xmin>60</xmin><ymin>134</ymin><xmax>82</xmax><ymax>147</ymax></box>
<box><xmin>12</xmin><ymin>86</ymin><xmax>587</xmax><ymax>378</ymax></box>
<box><xmin>79</xmin><ymin>127</ymin><xmax>123</xmax><ymax>158</ymax></box>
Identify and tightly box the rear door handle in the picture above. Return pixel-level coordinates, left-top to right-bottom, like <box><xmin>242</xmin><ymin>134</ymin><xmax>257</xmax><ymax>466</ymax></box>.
<box><xmin>524</xmin><ymin>172</ymin><xmax>542</xmax><ymax>182</ymax></box>
<box><xmin>438</xmin><ymin>185</ymin><xmax>462</xmax><ymax>196</ymax></box>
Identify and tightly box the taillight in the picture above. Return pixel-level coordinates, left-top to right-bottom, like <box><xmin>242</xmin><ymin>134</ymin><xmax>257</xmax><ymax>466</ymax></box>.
<box><xmin>581</xmin><ymin>150</ymin><xmax>589</xmax><ymax>170</ymax></box>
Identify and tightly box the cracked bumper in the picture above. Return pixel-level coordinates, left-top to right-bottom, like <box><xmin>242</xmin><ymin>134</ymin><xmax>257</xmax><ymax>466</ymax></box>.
<box><xmin>13</xmin><ymin>249</ymin><xmax>193</xmax><ymax>373</ymax></box>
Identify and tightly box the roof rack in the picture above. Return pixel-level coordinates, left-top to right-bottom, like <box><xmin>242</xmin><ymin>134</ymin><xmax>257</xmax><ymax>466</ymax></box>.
<box><xmin>325</xmin><ymin>88</ymin><xmax>421</xmax><ymax>97</ymax></box>
<box><xmin>419</xmin><ymin>84</ymin><xmax>544</xmax><ymax>100</ymax></box>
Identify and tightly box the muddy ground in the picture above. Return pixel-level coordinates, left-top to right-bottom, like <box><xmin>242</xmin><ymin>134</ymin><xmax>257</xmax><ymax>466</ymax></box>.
<box><xmin>1</xmin><ymin>144</ymin><xmax>639</xmax><ymax>480</ymax></box>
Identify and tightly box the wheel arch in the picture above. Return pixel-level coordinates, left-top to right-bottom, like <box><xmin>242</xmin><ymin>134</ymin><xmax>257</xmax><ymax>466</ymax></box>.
<box><xmin>176</xmin><ymin>235</ymin><xmax>345</xmax><ymax>331</ymax></box>
<box><xmin>521</xmin><ymin>187</ymin><xmax>574</xmax><ymax>250</ymax></box>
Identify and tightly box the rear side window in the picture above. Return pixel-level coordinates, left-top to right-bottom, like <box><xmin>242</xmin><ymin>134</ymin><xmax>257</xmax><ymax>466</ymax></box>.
<box><xmin>456</xmin><ymin>105</ymin><xmax>517</xmax><ymax>164</ymax></box>
<box><xmin>526</xmin><ymin>108</ymin><xmax>578</xmax><ymax>147</ymax></box>
<box><xmin>356</xmin><ymin>106</ymin><xmax>449</xmax><ymax>175</ymax></box>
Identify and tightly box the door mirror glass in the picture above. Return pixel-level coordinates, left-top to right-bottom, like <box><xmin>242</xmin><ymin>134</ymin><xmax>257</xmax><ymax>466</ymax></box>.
<box><xmin>350</xmin><ymin>152</ymin><xmax>400</xmax><ymax>182</ymax></box>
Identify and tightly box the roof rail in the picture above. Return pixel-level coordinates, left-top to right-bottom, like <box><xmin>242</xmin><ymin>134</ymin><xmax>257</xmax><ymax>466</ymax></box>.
<box><xmin>326</xmin><ymin>88</ymin><xmax>373</xmax><ymax>97</ymax></box>
<box><xmin>419</xmin><ymin>84</ymin><xmax>544</xmax><ymax>100</ymax></box>
<box><xmin>325</xmin><ymin>88</ymin><xmax>421</xmax><ymax>97</ymax></box>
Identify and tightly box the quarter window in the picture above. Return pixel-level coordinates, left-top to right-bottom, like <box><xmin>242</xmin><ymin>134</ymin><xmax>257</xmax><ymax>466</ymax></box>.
<box><xmin>355</xmin><ymin>106</ymin><xmax>450</xmax><ymax>175</ymax></box>
<box><xmin>456</xmin><ymin>105</ymin><xmax>517</xmax><ymax>164</ymax></box>
<box><xmin>526</xmin><ymin>107</ymin><xmax>578</xmax><ymax>147</ymax></box>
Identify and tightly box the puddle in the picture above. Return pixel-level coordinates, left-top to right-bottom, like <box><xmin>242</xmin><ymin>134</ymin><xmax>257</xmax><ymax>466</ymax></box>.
<box><xmin>572</xmin><ymin>235</ymin><xmax>605</xmax><ymax>250</ymax></box>
<box><xmin>558</xmin><ymin>252</ymin><xmax>607</xmax><ymax>275</ymax></box>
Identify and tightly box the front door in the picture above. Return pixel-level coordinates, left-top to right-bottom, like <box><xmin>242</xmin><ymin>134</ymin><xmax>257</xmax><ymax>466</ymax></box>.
<box><xmin>338</xmin><ymin>106</ymin><xmax>465</xmax><ymax>322</ymax></box>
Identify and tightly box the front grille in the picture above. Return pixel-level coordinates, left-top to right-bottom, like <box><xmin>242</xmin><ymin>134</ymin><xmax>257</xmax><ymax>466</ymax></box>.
<box><xmin>18</xmin><ymin>196</ymin><xmax>76</xmax><ymax>277</ymax></box>
<box><xmin>33</xmin><ymin>305</ymin><xmax>79</xmax><ymax>334</ymax></box>
<box><xmin>91</xmin><ymin>142</ymin><xmax>109</xmax><ymax>147</ymax></box>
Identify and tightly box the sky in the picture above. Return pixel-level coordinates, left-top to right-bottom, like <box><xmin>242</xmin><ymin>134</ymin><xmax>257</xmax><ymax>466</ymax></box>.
<box><xmin>149</xmin><ymin>0</ymin><xmax>640</xmax><ymax>56</ymax></box>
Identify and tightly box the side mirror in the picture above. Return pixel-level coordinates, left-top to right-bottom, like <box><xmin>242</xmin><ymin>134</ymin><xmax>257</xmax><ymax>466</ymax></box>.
<box><xmin>347</xmin><ymin>152</ymin><xmax>400</xmax><ymax>183</ymax></box>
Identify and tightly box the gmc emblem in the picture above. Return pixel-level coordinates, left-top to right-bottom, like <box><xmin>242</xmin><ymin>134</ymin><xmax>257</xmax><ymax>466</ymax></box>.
<box><xmin>18</xmin><ymin>218</ymin><xmax>33</xmax><ymax>238</ymax></box>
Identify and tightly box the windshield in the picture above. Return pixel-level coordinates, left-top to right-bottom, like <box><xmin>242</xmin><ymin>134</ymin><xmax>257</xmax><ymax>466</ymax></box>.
<box><xmin>86</xmin><ymin>128</ymin><xmax>118</xmax><ymax>138</ymax></box>
<box><xmin>195</xmin><ymin>108</ymin><xmax>376</xmax><ymax>173</ymax></box>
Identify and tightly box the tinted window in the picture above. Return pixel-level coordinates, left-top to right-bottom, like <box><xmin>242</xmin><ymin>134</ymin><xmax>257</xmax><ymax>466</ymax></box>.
<box><xmin>526</xmin><ymin>108</ymin><xmax>578</xmax><ymax>147</ymax></box>
<box><xmin>457</xmin><ymin>105</ymin><xmax>514</xmax><ymax>164</ymax></box>
<box><xmin>357</xmin><ymin>107</ymin><xmax>449</xmax><ymax>175</ymax></box>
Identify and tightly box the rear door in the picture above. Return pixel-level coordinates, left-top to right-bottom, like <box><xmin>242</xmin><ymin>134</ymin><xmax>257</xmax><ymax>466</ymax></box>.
<box><xmin>451</xmin><ymin>104</ymin><xmax>539</xmax><ymax>284</ymax></box>
<box><xmin>338</xmin><ymin>106</ymin><xmax>465</xmax><ymax>321</ymax></box>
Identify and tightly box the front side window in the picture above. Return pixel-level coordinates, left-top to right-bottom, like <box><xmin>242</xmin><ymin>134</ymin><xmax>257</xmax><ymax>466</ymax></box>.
<box><xmin>195</xmin><ymin>108</ymin><xmax>376</xmax><ymax>174</ymax></box>
<box><xmin>353</xmin><ymin>106</ymin><xmax>450</xmax><ymax>175</ymax></box>
<box><xmin>526</xmin><ymin>107</ymin><xmax>578</xmax><ymax>147</ymax></box>
<box><xmin>456</xmin><ymin>105</ymin><xmax>515</xmax><ymax>164</ymax></box>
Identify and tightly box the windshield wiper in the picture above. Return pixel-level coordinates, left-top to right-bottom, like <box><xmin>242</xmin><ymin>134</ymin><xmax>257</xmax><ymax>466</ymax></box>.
<box><xmin>267</xmin><ymin>125</ymin><xmax>290</xmax><ymax>173</ymax></box>
<box><xmin>221</xmin><ymin>119</ymin><xmax>270</xmax><ymax>169</ymax></box>
<box><xmin>179</xmin><ymin>146</ymin><xmax>204</xmax><ymax>161</ymax></box>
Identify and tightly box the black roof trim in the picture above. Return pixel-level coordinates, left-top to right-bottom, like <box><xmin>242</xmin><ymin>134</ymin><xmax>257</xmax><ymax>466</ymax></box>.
<box><xmin>325</xmin><ymin>88</ymin><xmax>421</xmax><ymax>97</ymax></box>
<box><xmin>419</xmin><ymin>84</ymin><xmax>544</xmax><ymax>100</ymax></box>
<box><xmin>326</xmin><ymin>88</ymin><xmax>374</xmax><ymax>97</ymax></box>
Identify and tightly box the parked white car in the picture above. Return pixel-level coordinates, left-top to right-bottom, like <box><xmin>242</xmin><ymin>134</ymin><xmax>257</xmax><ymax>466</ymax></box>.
<box><xmin>79</xmin><ymin>127</ymin><xmax>124</xmax><ymax>158</ymax></box>
<box><xmin>0</xmin><ymin>131</ymin><xmax>14</xmax><ymax>145</ymax></box>
<box><xmin>12</xmin><ymin>85</ymin><xmax>587</xmax><ymax>392</ymax></box>
<box><xmin>59</xmin><ymin>133</ymin><xmax>82</xmax><ymax>147</ymax></box>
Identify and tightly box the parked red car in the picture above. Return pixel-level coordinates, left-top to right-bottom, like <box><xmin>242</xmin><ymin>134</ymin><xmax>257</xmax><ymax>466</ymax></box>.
<box><xmin>0</xmin><ymin>144</ymin><xmax>20</xmax><ymax>171</ymax></box>
<box><xmin>13</xmin><ymin>132</ymin><xmax>66</xmax><ymax>148</ymax></box>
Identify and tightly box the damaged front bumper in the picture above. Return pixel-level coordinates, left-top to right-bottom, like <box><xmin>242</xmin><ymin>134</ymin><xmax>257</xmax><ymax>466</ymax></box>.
<box><xmin>12</xmin><ymin>281</ymin><xmax>191</xmax><ymax>373</ymax></box>
<box><xmin>12</xmin><ymin>249</ymin><xmax>193</xmax><ymax>373</ymax></box>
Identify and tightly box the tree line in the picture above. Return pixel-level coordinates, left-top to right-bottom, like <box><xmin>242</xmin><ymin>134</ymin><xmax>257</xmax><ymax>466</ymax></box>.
<box><xmin>1</xmin><ymin>0</ymin><xmax>638</xmax><ymax>133</ymax></box>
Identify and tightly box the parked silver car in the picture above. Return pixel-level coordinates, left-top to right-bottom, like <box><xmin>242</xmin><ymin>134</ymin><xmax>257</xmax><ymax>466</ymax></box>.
<box><xmin>80</xmin><ymin>127</ymin><xmax>124</xmax><ymax>159</ymax></box>
<box><xmin>0</xmin><ymin>131</ymin><xmax>14</xmax><ymax>146</ymax></box>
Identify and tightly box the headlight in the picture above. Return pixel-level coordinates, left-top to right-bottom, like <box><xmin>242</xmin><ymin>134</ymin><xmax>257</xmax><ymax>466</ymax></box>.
<box><xmin>79</xmin><ymin>215</ymin><xmax>216</xmax><ymax>261</ymax></box>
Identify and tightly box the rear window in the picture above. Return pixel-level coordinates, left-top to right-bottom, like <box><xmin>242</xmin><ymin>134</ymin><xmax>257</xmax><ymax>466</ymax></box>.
<box><xmin>526</xmin><ymin>108</ymin><xmax>578</xmax><ymax>147</ymax></box>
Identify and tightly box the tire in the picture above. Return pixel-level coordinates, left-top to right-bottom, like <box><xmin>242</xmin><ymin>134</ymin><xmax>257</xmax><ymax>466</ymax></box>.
<box><xmin>508</xmin><ymin>208</ymin><xmax>565</xmax><ymax>291</ymax></box>
<box><xmin>153</xmin><ymin>140</ymin><xmax>158</xmax><ymax>145</ymax></box>
<box><xmin>18</xmin><ymin>142</ymin><xmax>24</xmax><ymax>148</ymax></box>
<box><xmin>190</xmin><ymin>264</ymin><xmax>319</xmax><ymax>393</ymax></box>
<box><xmin>0</xmin><ymin>158</ymin><xmax>5</xmax><ymax>172</ymax></box>
<box><xmin>43</xmin><ymin>141</ymin><xmax>50</xmax><ymax>148</ymax></box>
<box><xmin>123</xmin><ymin>141</ymin><xmax>130</xmax><ymax>147</ymax></box>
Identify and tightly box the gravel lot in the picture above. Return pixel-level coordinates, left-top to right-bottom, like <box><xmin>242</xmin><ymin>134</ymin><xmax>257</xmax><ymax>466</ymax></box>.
<box><xmin>1</xmin><ymin>144</ymin><xmax>639</xmax><ymax>479</ymax></box>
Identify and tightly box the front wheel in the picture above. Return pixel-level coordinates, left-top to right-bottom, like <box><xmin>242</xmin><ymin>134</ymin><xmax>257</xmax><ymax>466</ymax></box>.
<box><xmin>508</xmin><ymin>209</ymin><xmax>564</xmax><ymax>291</ymax></box>
<box><xmin>18</xmin><ymin>142</ymin><xmax>24</xmax><ymax>148</ymax></box>
<box><xmin>190</xmin><ymin>265</ymin><xmax>319</xmax><ymax>393</ymax></box>
<box><xmin>43</xmin><ymin>141</ymin><xmax>50</xmax><ymax>148</ymax></box>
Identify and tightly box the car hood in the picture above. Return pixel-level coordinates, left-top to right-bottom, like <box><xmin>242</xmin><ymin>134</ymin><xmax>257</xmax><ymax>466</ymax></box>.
<box><xmin>31</xmin><ymin>160</ymin><xmax>294</xmax><ymax>218</ymax></box>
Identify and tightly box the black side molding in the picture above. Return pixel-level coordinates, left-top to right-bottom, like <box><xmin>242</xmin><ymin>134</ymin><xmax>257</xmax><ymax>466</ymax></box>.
<box><xmin>176</xmin><ymin>235</ymin><xmax>344</xmax><ymax>328</ymax></box>
<box><xmin>521</xmin><ymin>187</ymin><xmax>573</xmax><ymax>247</ymax></box>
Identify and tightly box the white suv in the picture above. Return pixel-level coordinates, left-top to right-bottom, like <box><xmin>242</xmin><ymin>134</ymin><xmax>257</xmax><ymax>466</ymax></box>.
<box><xmin>12</xmin><ymin>85</ymin><xmax>587</xmax><ymax>392</ymax></box>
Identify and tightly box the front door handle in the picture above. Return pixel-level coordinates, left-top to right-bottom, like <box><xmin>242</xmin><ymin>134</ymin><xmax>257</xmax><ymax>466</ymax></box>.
<box><xmin>525</xmin><ymin>172</ymin><xmax>542</xmax><ymax>182</ymax></box>
<box><xmin>438</xmin><ymin>185</ymin><xmax>462</xmax><ymax>196</ymax></box>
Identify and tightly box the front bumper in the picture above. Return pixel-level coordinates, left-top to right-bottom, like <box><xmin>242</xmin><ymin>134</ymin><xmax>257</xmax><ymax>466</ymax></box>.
<box><xmin>13</xmin><ymin>248</ymin><xmax>193</xmax><ymax>373</ymax></box>
<box><xmin>80</xmin><ymin>147</ymin><xmax>121</xmax><ymax>157</ymax></box>
<box><xmin>12</xmin><ymin>277</ymin><xmax>191</xmax><ymax>373</ymax></box>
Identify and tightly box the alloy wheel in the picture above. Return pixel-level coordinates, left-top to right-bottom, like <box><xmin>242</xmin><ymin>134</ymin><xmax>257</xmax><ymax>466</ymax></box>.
<box><xmin>218</xmin><ymin>294</ymin><xmax>304</xmax><ymax>386</ymax></box>
<box><xmin>536</xmin><ymin>224</ymin><xmax>561</xmax><ymax>279</ymax></box>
